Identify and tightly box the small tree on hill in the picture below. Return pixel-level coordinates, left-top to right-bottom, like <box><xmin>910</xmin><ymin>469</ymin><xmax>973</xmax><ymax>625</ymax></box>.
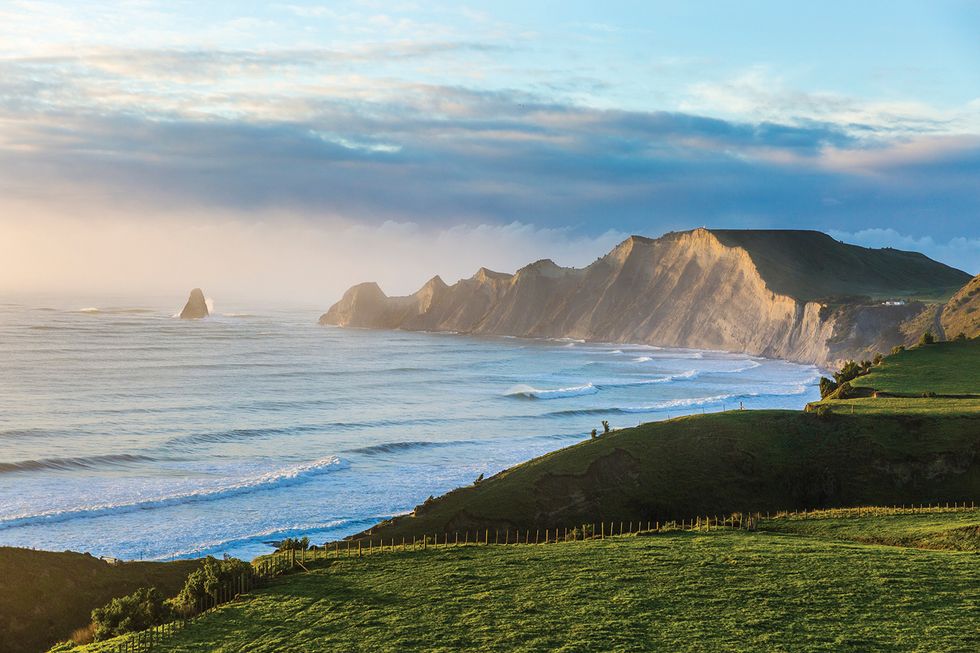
<box><xmin>833</xmin><ymin>360</ymin><xmax>863</xmax><ymax>385</ymax></box>
<box><xmin>601</xmin><ymin>420</ymin><xmax>610</xmax><ymax>434</ymax></box>
<box><xmin>891</xmin><ymin>345</ymin><xmax>905</xmax><ymax>355</ymax></box>
<box><xmin>954</xmin><ymin>332</ymin><xmax>967</xmax><ymax>341</ymax></box>
<box><xmin>172</xmin><ymin>556</ymin><xmax>254</xmax><ymax>615</ymax></box>
<box><xmin>91</xmin><ymin>587</ymin><xmax>171</xmax><ymax>641</ymax></box>
<box><xmin>819</xmin><ymin>377</ymin><xmax>837</xmax><ymax>399</ymax></box>
<box><xmin>918</xmin><ymin>331</ymin><xmax>935</xmax><ymax>346</ymax></box>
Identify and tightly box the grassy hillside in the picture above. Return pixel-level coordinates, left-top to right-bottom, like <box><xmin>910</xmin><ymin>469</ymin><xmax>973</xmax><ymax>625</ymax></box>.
<box><xmin>356</xmin><ymin>410</ymin><xmax>978</xmax><ymax>543</ymax></box>
<box><xmin>850</xmin><ymin>339</ymin><xmax>980</xmax><ymax>396</ymax></box>
<box><xmin>762</xmin><ymin>507</ymin><xmax>979</xmax><ymax>551</ymax></box>
<box><xmin>709</xmin><ymin>229</ymin><xmax>970</xmax><ymax>302</ymax></box>
<box><xmin>0</xmin><ymin>548</ymin><xmax>199</xmax><ymax>653</ymax></box>
<box><xmin>78</xmin><ymin>510</ymin><xmax>979</xmax><ymax>653</ymax></box>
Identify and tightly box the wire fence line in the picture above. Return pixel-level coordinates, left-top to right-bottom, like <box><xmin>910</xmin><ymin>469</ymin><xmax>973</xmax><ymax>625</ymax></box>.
<box><xmin>106</xmin><ymin>501</ymin><xmax>976</xmax><ymax>652</ymax></box>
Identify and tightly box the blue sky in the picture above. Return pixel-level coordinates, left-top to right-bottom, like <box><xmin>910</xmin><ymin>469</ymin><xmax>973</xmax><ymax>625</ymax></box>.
<box><xmin>0</xmin><ymin>1</ymin><xmax>977</xmax><ymax>298</ymax></box>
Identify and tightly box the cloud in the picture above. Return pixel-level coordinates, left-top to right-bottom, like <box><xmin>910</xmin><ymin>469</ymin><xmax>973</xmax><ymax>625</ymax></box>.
<box><xmin>0</xmin><ymin>42</ymin><xmax>977</xmax><ymax>293</ymax></box>
<box><xmin>681</xmin><ymin>66</ymin><xmax>980</xmax><ymax>137</ymax></box>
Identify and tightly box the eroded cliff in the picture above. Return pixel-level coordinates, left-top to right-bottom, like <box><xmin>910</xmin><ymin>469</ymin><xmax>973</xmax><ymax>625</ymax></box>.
<box><xmin>320</xmin><ymin>229</ymin><xmax>969</xmax><ymax>366</ymax></box>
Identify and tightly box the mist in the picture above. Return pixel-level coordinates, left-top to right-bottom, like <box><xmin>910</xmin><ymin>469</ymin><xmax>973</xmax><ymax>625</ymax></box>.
<box><xmin>0</xmin><ymin>211</ymin><xmax>626</xmax><ymax>307</ymax></box>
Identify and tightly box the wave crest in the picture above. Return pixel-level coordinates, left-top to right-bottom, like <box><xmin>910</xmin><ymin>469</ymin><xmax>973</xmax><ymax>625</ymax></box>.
<box><xmin>504</xmin><ymin>383</ymin><xmax>598</xmax><ymax>399</ymax></box>
<box><xmin>0</xmin><ymin>456</ymin><xmax>347</xmax><ymax>531</ymax></box>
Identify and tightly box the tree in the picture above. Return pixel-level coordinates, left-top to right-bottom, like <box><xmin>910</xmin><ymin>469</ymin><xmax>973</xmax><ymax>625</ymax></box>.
<box><xmin>172</xmin><ymin>557</ymin><xmax>254</xmax><ymax>615</ymax></box>
<box><xmin>91</xmin><ymin>587</ymin><xmax>171</xmax><ymax>641</ymax></box>
<box><xmin>833</xmin><ymin>360</ymin><xmax>863</xmax><ymax>385</ymax></box>
<box><xmin>954</xmin><ymin>332</ymin><xmax>967</xmax><ymax>341</ymax></box>
<box><xmin>590</xmin><ymin>428</ymin><xmax>598</xmax><ymax>439</ymax></box>
<box><xmin>919</xmin><ymin>331</ymin><xmax>935</xmax><ymax>346</ymax></box>
<box><xmin>819</xmin><ymin>377</ymin><xmax>838</xmax><ymax>399</ymax></box>
<box><xmin>891</xmin><ymin>345</ymin><xmax>906</xmax><ymax>355</ymax></box>
<box><xmin>872</xmin><ymin>352</ymin><xmax>883</xmax><ymax>366</ymax></box>
<box><xmin>601</xmin><ymin>420</ymin><xmax>610</xmax><ymax>434</ymax></box>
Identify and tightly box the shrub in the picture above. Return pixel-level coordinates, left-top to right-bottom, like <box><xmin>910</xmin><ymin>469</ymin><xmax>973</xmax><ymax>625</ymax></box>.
<box><xmin>833</xmin><ymin>360</ymin><xmax>864</xmax><ymax>385</ymax></box>
<box><xmin>813</xmin><ymin>404</ymin><xmax>833</xmax><ymax>419</ymax></box>
<box><xmin>601</xmin><ymin>420</ymin><xmax>610</xmax><ymax>434</ymax></box>
<box><xmin>91</xmin><ymin>587</ymin><xmax>171</xmax><ymax>641</ymax></box>
<box><xmin>276</xmin><ymin>537</ymin><xmax>309</xmax><ymax>552</ymax></box>
<box><xmin>918</xmin><ymin>331</ymin><xmax>935</xmax><ymax>346</ymax></box>
<box><xmin>834</xmin><ymin>381</ymin><xmax>856</xmax><ymax>400</ymax></box>
<box><xmin>819</xmin><ymin>377</ymin><xmax>838</xmax><ymax>399</ymax></box>
<box><xmin>872</xmin><ymin>353</ymin><xmax>883</xmax><ymax>366</ymax></box>
<box><xmin>891</xmin><ymin>345</ymin><xmax>905</xmax><ymax>355</ymax></box>
<box><xmin>172</xmin><ymin>557</ymin><xmax>254</xmax><ymax>615</ymax></box>
<box><xmin>954</xmin><ymin>332</ymin><xmax>967</xmax><ymax>341</ymax></box>
<box><xmin>922</xmin><ymin>391</ymin><xmax>937</xmax><ymax>398</ymax></box>
<box><xmin>590</xmin><ymin>428</ymin><xmax>597</xmax><ymax>439</ymax></box>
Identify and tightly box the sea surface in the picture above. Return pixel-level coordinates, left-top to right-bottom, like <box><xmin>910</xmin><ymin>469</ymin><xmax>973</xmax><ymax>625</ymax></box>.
<box><xmin>0</xmin><ymin>297</ymin><xmax>821</xmax><ymax>560</ymax></box>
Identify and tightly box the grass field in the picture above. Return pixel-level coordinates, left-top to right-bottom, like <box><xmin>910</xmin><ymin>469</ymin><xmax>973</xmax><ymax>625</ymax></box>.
<box><xmin>850</xmin><ymin>339</ymin><xmax>980</xmax><ymax>396</ymax></box>
<box><xmin>76</xmin><ymin>510</ymin><xmax>980</xmax><ymax>653</ymax></box>
<box><xmin>762</xmin><ymin>507</ymin><xmax>979</xmax><ymax>551</ymax></box>
<box><xmin>0</xmin><ymin>548</ymin><xmax>199</xmax><ymax>653</ymax></box>
<box><xmin>809</xmin><ymin>397</ymin><xmax>980</xmax><ymax>415</ymax></box>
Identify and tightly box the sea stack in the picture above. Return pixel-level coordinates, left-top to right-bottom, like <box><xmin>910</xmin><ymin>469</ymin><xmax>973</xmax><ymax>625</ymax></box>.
<box><xmin>179</xmin><ymin>288</ymin><xmax>210</xmax><ymax>319</ymax></box>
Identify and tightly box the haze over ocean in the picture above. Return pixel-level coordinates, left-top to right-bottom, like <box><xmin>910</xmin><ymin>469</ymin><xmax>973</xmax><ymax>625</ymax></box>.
<box><xmin>0</xmin><ymin>298</ymin><xmax>819</xmax><ymax>560</ymax></box>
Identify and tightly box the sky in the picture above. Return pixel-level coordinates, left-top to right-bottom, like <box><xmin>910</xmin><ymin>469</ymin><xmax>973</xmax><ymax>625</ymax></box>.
<box><xmin>0</xmin><ymin>1</ymin><xmax>978</xmax><ymax>302</ymax></box>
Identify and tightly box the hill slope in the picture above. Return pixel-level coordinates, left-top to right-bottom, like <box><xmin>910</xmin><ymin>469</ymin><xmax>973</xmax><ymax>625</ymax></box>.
<box><xmin>0</xmin><ymin>548</ymin><xmax>199</xmax><ymax>653</ymax></box>
<box><xmin>941</xmin><ymin>273</ymin><xmax>980</xmax><ymax>339</ymax></box>
<box><xmin>321</xmin><ymin>229</ymin><xmax>968</xmax><ymax>366</ymax></box>
<box><xmin>358</xmin><ymin>410</ymin><xmax>979</xmax><ymax>542</ymax></box>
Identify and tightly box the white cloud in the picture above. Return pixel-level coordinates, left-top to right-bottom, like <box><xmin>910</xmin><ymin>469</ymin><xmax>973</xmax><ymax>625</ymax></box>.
<box><xmin>681</xmin><ymin>66</ymin><xmax>980</xmax><ymax>137</ymax></box>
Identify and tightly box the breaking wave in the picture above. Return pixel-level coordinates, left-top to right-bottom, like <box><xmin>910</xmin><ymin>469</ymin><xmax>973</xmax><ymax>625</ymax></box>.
<box><xmin>0</xmin><ymin>456</ymin><xmax>347</xmax><ymax>531</ymax></box>
<box><xmin>504</xmin><ymin>383</ymin><xmax>599</xmax><ymax>399</ymax></box>
<box><xmin>543</xmin><ymin>386</ymin><xmax>810</xmax><ymax>417</ymax></box>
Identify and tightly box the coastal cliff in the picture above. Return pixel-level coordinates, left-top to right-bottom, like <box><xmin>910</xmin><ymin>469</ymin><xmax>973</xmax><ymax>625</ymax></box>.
<box><xmin>321</xmin><ymin>229</ymin><xmax>969</xmax><ymax>366</ymax></box>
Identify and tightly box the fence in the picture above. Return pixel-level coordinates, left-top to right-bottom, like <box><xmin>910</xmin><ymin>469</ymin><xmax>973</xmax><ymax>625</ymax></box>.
<box><xmin>107</xmin><ymin>501</ymin><xmax>976</xmax><ymax>652</ymax></box>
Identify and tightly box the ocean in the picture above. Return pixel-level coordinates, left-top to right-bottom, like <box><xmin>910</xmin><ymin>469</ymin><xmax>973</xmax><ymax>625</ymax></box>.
<box><xmin>0</xmin><ymin>297</ymin><xmax>821</xmax><ymax>560</ymax></box>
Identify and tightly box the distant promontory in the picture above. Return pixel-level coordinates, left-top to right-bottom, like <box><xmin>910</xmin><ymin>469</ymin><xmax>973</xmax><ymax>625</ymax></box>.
<box><xmin>321</xmin><ymin>228</ymin><xmax>972</xmax><ymax>367</ymax></box>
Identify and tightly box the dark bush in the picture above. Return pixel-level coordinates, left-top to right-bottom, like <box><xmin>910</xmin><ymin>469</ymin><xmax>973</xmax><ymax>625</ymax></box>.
<box><xmin>918</xmin><ymin>331</ymin><xmax>935</xmax><ymax>346</ymax></box>
<box><xmin>819</xmin><ymin>377</ymin><xmax>838</xmax><ymax>399</ymax></box>
<box><xmin>891</xmin><ymin>345</ymin><xmax>906</xmax><ymax>355</ymax></box>
<box><xmin>954</xmin><ymin>332</ymin><xmax>967</xmax><ymax>341</ymax></box>
<box><xmin>872</xmin><ymin>353</ymin><xmax>883</xmax><ymax>366</ymax></box>
<box><xmin>922</xmin><ymin>391</ymin><xmax>937</xmax><ymax>398</ymax></box>
<box><xmin>172</xmin><ymin>557</ymin><xmax>254</xmax><ymax>615</ymax></box>
<box><xmin>276</xmin><ymin>537</ymin><xmax>309</xmax><ymax>552</ymax></box>
<box><xmin>833</xmin><ymin>360</ymin><xmax>864</xmax><ymax>385</ymax></box>
<box><xmin>91</xmin><ymin>587</ymin><xmax>171</xmax><ymax>641</ymax></box>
